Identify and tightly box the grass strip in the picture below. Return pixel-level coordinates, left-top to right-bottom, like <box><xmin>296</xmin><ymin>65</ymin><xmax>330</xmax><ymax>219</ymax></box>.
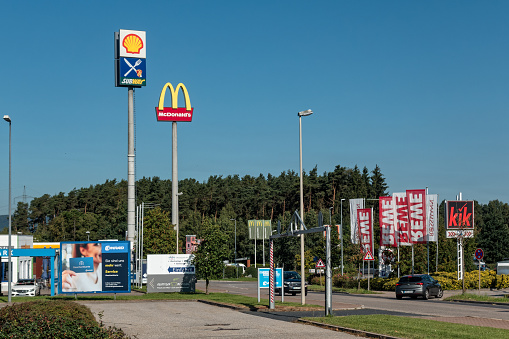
<box><xmin>0</xmin><ymin>291</ymin><xmax>321</xmax><ymax>310</ymax></box>
<box><xmin>305</xmin><ymin>314</ymin><xmax>509</xmax><ymax>339</ymax></box>
<box><xmin>444</xmin><ymin>292</ymin><xmax>509</xmax><ymax>303</ymax></box>
<box><xmin>307</xmin><ymin>284</ymin><xmax>379</xmax><ymax>294</ymax></box>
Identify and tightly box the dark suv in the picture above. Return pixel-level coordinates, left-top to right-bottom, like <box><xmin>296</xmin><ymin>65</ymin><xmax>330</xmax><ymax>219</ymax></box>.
<box><xmin>395</xmin><ymin>274</ymin><xmax>443</xmax><ymax>300</ymax></box>
<box><xmin>275</xmin><ymin>271</ymin><xmax>308</xmax><ymax>296</ymax></box>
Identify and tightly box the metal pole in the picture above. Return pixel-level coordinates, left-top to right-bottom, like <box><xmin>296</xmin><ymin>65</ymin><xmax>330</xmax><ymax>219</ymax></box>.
<box><xmin>127</xmin><ymin>87</ymin><xmax>135</xmax><ymax>249</ymax></box>
<box><xmin>4</xmin><ymin>116</ymin><xmax>12</xmax><ymax>303</ymax></box>
<box><xmin>325</xmin><ymin>224</ymin><xmax>332</xmax><ymax>316</ymax></box>
<box><xmin>341</xmin><ymin>199</ymin><xmax>344</xmax><ymax>276</ymax></box>
<box><xmin>141</xmin><ymin>202</ymin><xmax>144</xmax><ymax>287</ymax></box>
<box><xmin>230</xmin><ymin>219</ymin><xmax>237</xmax><ymax>278</ymax></box>
<box><xmin>235</xmin><ymin>220</ymin><xmax>237</xmax><ymax>278</ymax></box>
<box><xmin>299</xmin><ymin>114</ymin><xmax>305</xmax><ymax>305</ymax></box>
<box><xmin>269</xmin><ymin>239</ymin><xmax>275</xmax><ymax>310</ymax></box>
<box><xmin>172</xmin><ymin>122</ymin><xmax>179</xmax><ymax>252</ymax></box>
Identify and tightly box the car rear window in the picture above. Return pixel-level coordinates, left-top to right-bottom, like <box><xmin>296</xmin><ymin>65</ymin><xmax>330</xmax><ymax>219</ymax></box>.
<box><xmin>399</xmin><ymin>276</ymin><xmax>423</xmax><ymax>283</ymax></box>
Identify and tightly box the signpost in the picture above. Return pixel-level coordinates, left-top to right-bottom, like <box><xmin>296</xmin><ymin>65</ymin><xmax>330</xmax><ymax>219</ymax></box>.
<box><xmin>475</xmin><ymin>248</ymin><xmax>484</xmax><ymax>294</ymax></box>
<box><xmin>316</xmin><ymin>258</ymin><xmax>325</xmax><ymax>285</ymax></box>
<box><xmin>258</xmin><ymin>268</ymin><xmax>282</xmax><ymax>302</ymax></box>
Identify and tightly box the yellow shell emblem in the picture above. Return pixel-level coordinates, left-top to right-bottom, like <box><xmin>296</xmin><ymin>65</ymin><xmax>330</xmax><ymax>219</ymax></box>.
<box><xmin>122</xmin><ymin>34</ymin><xmax>144</xmax><ymax>54</ymax></box>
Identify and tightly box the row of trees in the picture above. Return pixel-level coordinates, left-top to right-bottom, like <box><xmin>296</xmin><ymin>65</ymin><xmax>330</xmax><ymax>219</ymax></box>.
<box><xmin>4</xmin><ymin>164</ymin><xmax>509</xmax><ymax>276</ymax></box>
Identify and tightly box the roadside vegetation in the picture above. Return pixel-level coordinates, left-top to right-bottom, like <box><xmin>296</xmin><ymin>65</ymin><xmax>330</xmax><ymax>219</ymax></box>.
<box><xmin>304</xmin><ymin>314</ymin><xmax>509</xmax><ymax>339</ymax></box>
<box><xmin>0</xmin><ymin>291</ymin><xmax>321</xmax><ymax>311</ymax></box>
<box><xmin>0</xmin><ymin>300</ymin><xmax>129</xmax><ymax>338</ymax></box>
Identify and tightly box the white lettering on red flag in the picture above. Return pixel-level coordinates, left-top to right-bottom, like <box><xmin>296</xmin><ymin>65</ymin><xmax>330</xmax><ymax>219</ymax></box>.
<box><xmin>393</xmin><ymin>193</ymin><xmax>411</xmax><ymax>246</ymax></box>
<box><xmin>357</xmin><ymin>208</ymin><xmax>373</xmax><ymax>255</ymax></box>
<box><xmin>379</xmin><ymin>196</ymin><xmax>396</xmax><ymax>247</ymax></box>
<box><xmin>407</xmin><ymin>189</ymin><xmax>427</xmax><ymax>244</ymax></box>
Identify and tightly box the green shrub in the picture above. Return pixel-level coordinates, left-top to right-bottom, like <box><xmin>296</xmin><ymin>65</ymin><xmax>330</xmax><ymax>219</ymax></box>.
<box><xmin>0</xmin><ymin>300</ymin><xmax>129</xmax><ymax>338</ymax></box>
<box><xmin>223</xmin><ymin>265</ymin><xmax>237</xmax><ymax>278</ymax></box>
<box><xmin>332</xmin><ymin>274</ymin><xmax>358</xmax><ymax>289</ymax></box>
<box><xmin>245</xmin><ymin>266</ymin><xmax>258</xmax><ymax>278</ymax></box>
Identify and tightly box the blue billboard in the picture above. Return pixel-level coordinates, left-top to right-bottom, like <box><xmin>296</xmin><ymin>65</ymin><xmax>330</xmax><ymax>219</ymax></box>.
<box><xmin>258</xmin><ymin>268</ymin><xmax>282</xmax><ymax>288</ymax></box>
<box><xmin>118</xmin><ymin>57</ymin><xmax>146</xmax><ymax>87</ymax></box>
<box><xmin>59</xmin><ymin>241</ymin><xmax>131</xmax><ymax>294</ymax></box>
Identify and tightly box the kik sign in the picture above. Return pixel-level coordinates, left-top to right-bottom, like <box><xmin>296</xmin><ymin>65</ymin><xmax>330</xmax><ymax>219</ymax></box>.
<box><xmin>446</xmin><ymin>201</ymin><xmax>474</xmax><ymax>230</ymax></box>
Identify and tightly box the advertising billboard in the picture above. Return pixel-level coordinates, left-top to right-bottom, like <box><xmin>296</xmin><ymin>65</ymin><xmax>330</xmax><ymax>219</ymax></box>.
<box><xmin>115</xmin><ymin>29</ymin><xmax>146</xmax><ymax>88</ymax></box>
<box><xmin>59</xmin><ymin>241</ymin><xmax>131</xmax><ymax>294</ymax></box>
<box><xmin>118</xmin><ymin>57</ymin><xmax>146</xmax><ymax>87</ymax></box>
<box><xmin>155</xmin><ymin>82</ymin><xmax>194</xmax><ymax>122</ymax></box>
<box><xmin>446</xmin><ymin>200</ymin><xmax>474</xmax><ymax>238</ymax></box>
<box><xmin>146</xmin><ymin>254</ymin><xmax>196</xmax><ymax>293</ymax></box>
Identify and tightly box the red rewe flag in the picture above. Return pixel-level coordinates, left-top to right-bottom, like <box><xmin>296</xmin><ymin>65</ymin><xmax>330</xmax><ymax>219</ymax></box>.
<box><xmin>393</xmin><ymin>193</ymin><xmax>411</xmax><ymax>246</ymax></box>
<box><xmin>407</xmin><ymin>189</ymin><xmax>427</xmax><ymax>244</ymax></box>
<box><xmin>379</xmin><ymin>196</ymin><xmax>396</xmax><ymax>247</ymax></box>
<box><xmin>357</xmin><ymin>208</ymin><xmax>373</xmax><ymax>255</ymax></box>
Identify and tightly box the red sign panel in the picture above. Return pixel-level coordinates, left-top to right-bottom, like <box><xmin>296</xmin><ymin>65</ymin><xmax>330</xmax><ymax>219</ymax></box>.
<box><xmin>407</xmin><ymin>189</ymin><xmax>427</xmax><ymax>244</ymax></box>
<box><xmin>156</xmin><ymin>107</ymin><xmax>194</xmax><ymax>122</ymax></box>
<box><xmin>446</xmin><ymin>201</ymin><xmax>474</xmax><ymax>230</ymax></box>
<box><xmin>393</xmin><ymin>193</ymin><xmax>411</xmax><ymax>246</ymax></box>
<box><xmin>379</xmin><ymin>196</ymin><xmax>396</xmax><ymax>247</ymax></box>
<box><xmin>357</xmin><ymin>208</ymin><xmax>373</xmax><ymax>255</ymax></box>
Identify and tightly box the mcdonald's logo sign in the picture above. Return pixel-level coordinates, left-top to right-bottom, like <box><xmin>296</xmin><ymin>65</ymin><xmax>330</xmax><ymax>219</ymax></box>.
<box><xmin>155</xmin><ymin>83</ymin><xmax>194</xmax><ymax>122</ymax></box>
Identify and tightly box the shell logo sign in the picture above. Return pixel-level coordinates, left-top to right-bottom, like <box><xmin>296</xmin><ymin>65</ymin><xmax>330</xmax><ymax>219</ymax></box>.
<box><xmin>119</xmin><ymin>29</ymin><xmax>146</xmax><ymax>59</ymax></box>
<box><xmin>155</xmin><ymin>83</ymin><xmax>194</xmax><ymax>122</ymax></box>
<box><xmin>123</xmin><ymin>34</ymin><xmax>144</xmax><ymax>54</ymax></box>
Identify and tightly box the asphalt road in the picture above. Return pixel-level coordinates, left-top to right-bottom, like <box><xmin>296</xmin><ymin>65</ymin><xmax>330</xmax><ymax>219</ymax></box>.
<box><xmin>196</xmin><ymin>280</ymin><xmax>509</xmax><ymax>322</ymax></box>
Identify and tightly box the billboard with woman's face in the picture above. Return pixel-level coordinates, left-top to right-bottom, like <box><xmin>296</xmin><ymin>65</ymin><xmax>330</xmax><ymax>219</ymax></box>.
<box><xmin>59</xmin><ymin>241</ymin><xmax>131</xmax><ymax>294</ymax></box>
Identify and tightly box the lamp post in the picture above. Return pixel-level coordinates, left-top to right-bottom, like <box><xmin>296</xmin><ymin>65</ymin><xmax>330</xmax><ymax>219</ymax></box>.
<box><xmin>3</xmin><ymin>115</ymin><xmax>12</xmax><ymax>303</ymax></box>
<box><xmin>230</xmin><ymin>218</ymin><xmax>237</xmax><ymax>278</ymax></box>
<box><xmin>340</xmin><ymin>198</ymin><xmax>345</xmax><ymax>275</ymax></box>
<box><xmin>298</xmin><ymin>108</ymin><xmax>313</xmax><ymax>305</ymax></box>
<box><xmin>86</xmin><ymin>231</ymin><xmax>90</xmax><ymax>241</ymax></box>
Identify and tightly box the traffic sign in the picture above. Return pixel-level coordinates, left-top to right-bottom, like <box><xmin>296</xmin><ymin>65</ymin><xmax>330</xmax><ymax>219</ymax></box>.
<box><xmin>363</xmin><ymin>251</ymin><xmax>374</xmax><ymax>261</ymax></box>
<box><xmin>316</xmin><ymin>259</ymin><xmax>325</xmax><ymax>268</ymax></box>
<box><xmin>475</xmin><ymin>248</ymin><xmax>484</xmax><ymax>260</ymax></box>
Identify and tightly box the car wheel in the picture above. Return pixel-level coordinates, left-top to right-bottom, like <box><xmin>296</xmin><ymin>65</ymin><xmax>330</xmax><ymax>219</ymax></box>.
<box><xmin>423</xmin><ymin>289</ymin><xmax>429</xmax><ymax>300</ymax></box>
<box><xmin>436</xmin><ymin>288</ymin><xmax>443</xmax><ymax>298</ymax></box>
<box><xmin>396</xmin><ymin>294</ymin><xmax>403</xmax><ymax>300</ymax></box>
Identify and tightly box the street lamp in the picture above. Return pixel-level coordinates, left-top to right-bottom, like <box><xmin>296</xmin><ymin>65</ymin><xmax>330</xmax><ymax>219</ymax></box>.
<box><xmin>340</xmin><ymin>198</ymin><xmax>345</xmax><ymax>275</ymax></box>
<box><xmin>230</xmin><ymin>218</ymin><xmax>237</xmax><ymax>278</ymax></box>
<box><xmin>298</xmin><ymin>108</ymin><xmax>313</xmax><ymax>305</ymax></box>
<box><xmin>86</xmin><ymin>231</ymin><xmax>90</xmax><ymax>241</ymax></box>
<box><xmin>3</xmin><ymin>115</ymin><xmax>12</xmax><ymax>303</ymax></box>
<box><xmin>176</xmin><ymin>192</ymin><xmax>183</xmax><ymax>254</ymax></box>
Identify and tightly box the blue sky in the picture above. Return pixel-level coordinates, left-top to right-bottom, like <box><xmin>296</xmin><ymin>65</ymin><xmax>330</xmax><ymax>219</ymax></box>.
<box><xmin>1</xmin><ymin>1</ymin><xmax>508</xmax><ymax>215</ymax></box>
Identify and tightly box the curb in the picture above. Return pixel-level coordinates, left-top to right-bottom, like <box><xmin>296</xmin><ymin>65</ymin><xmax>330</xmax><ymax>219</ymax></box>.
<box><xmin>297</xmin><ymin>319</ymin><xmax>402</xmax><ymax>339</ymax></box>
<box><xmin>448</xmin><ymin>299</ymin><xmax>509</xmax><ymax>306</ymax></box>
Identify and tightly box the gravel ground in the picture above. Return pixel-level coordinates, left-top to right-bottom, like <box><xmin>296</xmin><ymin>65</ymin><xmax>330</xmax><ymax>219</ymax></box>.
<box><xmin>81</xmin><ymin>300</ymin><xmax>360</xmax><ymax>339</ymax></box>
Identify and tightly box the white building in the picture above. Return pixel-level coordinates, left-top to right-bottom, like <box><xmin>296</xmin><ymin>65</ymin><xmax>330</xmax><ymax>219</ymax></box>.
<box><xmin>0</xmin><ymin>234</ymin><xmax>34</xmax><ymax>293</ymax></box>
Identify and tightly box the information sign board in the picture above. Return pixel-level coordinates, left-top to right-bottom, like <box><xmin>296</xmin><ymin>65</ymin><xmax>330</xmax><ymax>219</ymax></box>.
<box><xmin>146</xmin><ymin>254</ymin><xmax>195</xmax><ymax>293</ymax></box>
<box><xmin>59</xmin><ymin>241</ymin><xmax>131</xmax><ymax>294</ymax></box>
<box><xmin>258</xmin><ymin>268</ymin><xmax>282</xmax><ymax>288</ymax></box>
